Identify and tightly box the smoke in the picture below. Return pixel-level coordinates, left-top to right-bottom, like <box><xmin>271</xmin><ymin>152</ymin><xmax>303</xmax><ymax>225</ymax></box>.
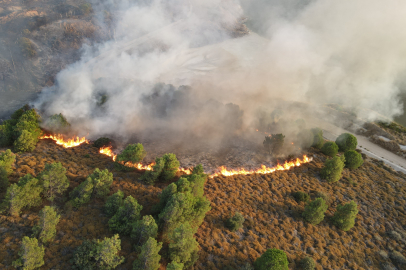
<box><xmin>34</xmin><ymin>0</ymin><xmax>406</xmax><ymax>142</ymax></box>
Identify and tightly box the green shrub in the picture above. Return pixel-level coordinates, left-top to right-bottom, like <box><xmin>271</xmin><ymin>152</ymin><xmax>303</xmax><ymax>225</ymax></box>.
<box><xmin>39</xmin><ymin>162</ymin><xmax>69</xmax><ymax>201</ymax></box>
<box><xmin>0</xmin><ymin>121</ymin><xmax>14</xmax><ymax>146</ymax></box>
<box><xmin>116</xmin><ymin>143</ymin><xmax>146</xmax><ymax>164</ymax></box>
<box><xmin>332</xmin><ymin>201</ymin><xmax>358</xmax><ymax>231</ymax></box>
<box><xmin>14</xmin><ymin>130</ymin><xmax>37</xmax><ymax>152</ymax></box>
<box><xmin>71</xmin><ymin>240</ymin><xmax>97</xmax><ymax>269</ymax></box>
<box><xmin>93</xmin><ymin>137</ymin><xmax>113</xmax><ymax>148</ymax></box>
<box><xmin>12</xmin><ymin>236</ymin><xmax>44</xmax><ymax>270</ymax></box>
<box><xmin>311</xmin><ymin>128</ymin><xmax>324</xmax><ymax>149</ymax></box>
<box><xmin>335</xmin><ymin>133</ymin><xmax>357</xmax><ymax>152</ymax></box>
<box><xmin>253</xmin><ymin>248</ymin><xmax>289</xmax><ymax>270</ymax></box>
<box><xmin>344</xmin><ymin>150</ymin><xmax>363</xmax><ymax>169</ymax></box>
<box><xmin>314</xmin><ymin>191</ymin><xmax>330</xmax><ymax>204</ymax></box>
<box><xmin>44</xmin><ymin>113</ymin><xmax>71</xmax><ymax>133</ymax></box>
<box><xmin>131</xmin><ymin>215</ymin><xmax>158</xmax><ymax>248</ymax></box>
<box><xmin>0</xmin><ymin>166</ymin><xmax>8</xmax><ymax>190</ymax></box>
<box><xmin>133</xmin><ymin>237</ymin><xmax>162</xmax><ymax>270</ymax></box>
<box><xmin>168</xmin><ymin>223</ymin><xmax>199</xmax><ymax>268</ymax></box>
<box><xmin>69</xmin><ymin>178</ymin><xmax>94</xmax><ymax>208</ymax></box>
<box><xmin>191</xmin><ymin>164</ymin><xmax>204</xmax><ymax>175</ymax></box>
<box><xmin>109</xmin><ymin>196</ymin><xmax>143</xmax><ymax>235</ymax></box>
<box><xmin>225</xmin><ymin>212</ymin><xmax>245</xmax><ymax>231</ymax></box>
<box><xmin>0</xmin><ymin>149</ymin><xmax>16</xmax><ymax>174</ymax></box>
<box><xmin>263</xmin><ymin>134</ymin><xmax>285</xmax><ymax>155</ymax></box>
<box><xmin>151</xmin><ymin>183</ymin><xmax>177</xmax><ymax>215</ymax></box>
<box><xmin>302</xmin><ymin>198</ymin><xmax>328</xmax><ymax>225</ymax></box>
<box><xmin>32</xmin><ymin>206</ymin><xmax>60</xmax><ymax>243</ymax></box>
<box><xmin>88</xmin><ymin>168</ymin><xmax>113</xmax><ymax>198</ymax></box>
<box><xmin>292</xmin><ymin>191</ymin><xmax>310</xmax><ymax>203</ymax></box>
<box><xmin>320</xmin><ymin>156</ymin><xmax>345</xmax><ymax>183</ymax></box>
<box><xmin>321</xmin><ymin>142</ymin><xmax>339</xmax><ymax>157</ymax></box>
<box><xmin>104</xmin><ymin>190</ymin><xmax>124</xmax><ymax>217</ymax></box>
<box><xmin>167</xmin><ymin>261</ymin><xmax>184</xmax><ymax>270</ymax></box>
<box><xmin>161</xmin><ymin>153</ymin><xmax>180</xmax><ymax>181</ymax></box>
<box><xmin>299</xmin><ymin>256</ymin><xmax>316</xmax><ymax>270</ymax></box>
<box><xmin>140</xmin><ymin>157</ymin><xmax>165</xmax><ymax>185</ymax></box>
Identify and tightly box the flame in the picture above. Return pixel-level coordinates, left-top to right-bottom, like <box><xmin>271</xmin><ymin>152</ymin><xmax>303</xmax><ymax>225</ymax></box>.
<box><xmin>40</xmin><ymin>134</ymin><xmax>89</xmax><ymax>148</ymax></box>
<box><xmin>99</xmin><ymin>146</ymin><xmax>117</xmax><ymax>161</ymax></box>
<box><xmin>210</xmin><ymin>155</ymin><xmax>311</xmax><ymax>178</ymax></box>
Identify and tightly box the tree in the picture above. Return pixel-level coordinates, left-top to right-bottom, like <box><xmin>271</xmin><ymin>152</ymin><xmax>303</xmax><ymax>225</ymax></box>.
<box><xmin>225</xmin><ymin>212</ymin><xmax>245</xmax><ymax>231</ymax></box>
<box><xmin>321</xmin><ymin>142</ymin><xmax>339</xmax><ymax>157</ymax></box>
<box><xmin>320</xmin><ymin>156</ymin><xmax>345</xmax><ymax>183</ymax></box>
<box><xmin>14</xmin><ymin>129</ymin><xmax>37</xmax><ymax>152</ymax></box>
<box><xmin>299</xmin><ymin>257</ymin><xmax>316</xmax><ymax>270</ymax></box>
<box><xmin>292</xmin><ymin>191</ymin><xmax>310</xmax><ymax>203</ymax></box>
<box><xmin>191</xmin><ymin>164</ymin><xmax>204</xmax><ymax>175</ymax></box>
<box><xmin>39</xmin><ymin>162</ymin><xmax>69</xmax><ymax>202</ymax></box>
<box><xmin>94</xmin><ymin>234</ymin><xmax>125</xmax><ymax>269</ymax></box>
<box><xmin>12</xmin><ymin>236</ymin><xmax>45</xmax><ymax>270</ymax></box>
<box><xmin>0</xmin><ymin>121</ymin><xmax>14</xmax><ymax>147</ymax></box>
<box><xmin>133</xmin><ymin>237</ymin><xmax>162</xmax><ymax>270</ymax></box>
<box><xmin>168</xmin><ymin>223</ymin><xmax>199</xmax><ymax>268</ymax></box>
<box><xmin>88</xmin><ymin>168</ymin><xmax>113</xmax><ymax>198</ymax></box>
<box><xmin>332</xmin><ymin>201</ymin><xmax>358</xmax><ymax>231</ymax></box>
<box><xmin>44</xmin><ymin>113</ymin><xmax>71</xmax><ymax>133</ymax></box>
<box><xmin>161</xmin><ymin>153</ymin><xmax>180</xmax><ymax>181</ymax></box>
<box><xmin>104</xmin><ymin>190</ymin><xmax>124</xmax><ymax>217</ymax></box>
<box><xmin>0</xmin><ymin>149</ymin><xmax>16</xmax><ymax>174</ymax></box>
<box><xmin>263</xmin><ymin>134</ymin><xmax>285</xmax><ymax>155</ymax></box>
<box><xmin>344</xmin><ymin>150</ymin><xmax>363</xmax><ymax>169</ymax></box>
<box><xmin>32</xmin><ymin>206</ymin><xmax>61</xmax><ymax>243</ymax></box>
<box><xmin>94</xmin><ymin>137</ymin><xmax>113</xmax><ymax>149</ymax></box>
<box><xmin>0</xmin><ymin>166</ymin><xmax>8</xmax><ymax>190</ymax></box>
<box><xmin>69</xmin><ymin>178</ymin><xmax>94</xmax><ymax>208</ymax></box>
<box><xmin>140</xmin><ymin>157</ymin><xmax>165</xmax><ymax>185</ymax></box>
<box><xmin>311</xmin><ymin>128</ymin><xmax>323</xmax><ymax>149</ymax></box>
<box><xmin>151</xmin><ymin>183</ymin><xmax>177</xmax><ymax>215</ymax></box>
<box><xmin>71</xmin><ymin>240</ymin><xmax>97</xmax><ymax>269</ymax></box>
<box><xmin>167</xmin><ymin>262</ymin><xmax>184</xmax><ymax>270</ymax></box>
<box><xmin>109</xmin><ymin>196</ymin><xmax>143</xmax><ymax>235</ymax></box>
<box><xmin>302</xmin><ymin>198</ymin><xmax>328</xmax><ymax>225</ymax></box>
<box><xmin>131</xmin><ymin>215</ymin><xmax>158</xmax><ymax>248</ymax></box>
<box><xmin>116</xmin><ymin>143</ymin><xmax>146</xmax><ymax>163</ymax></box>
<box><xmin>335</xmin><ymin>133</ymin><xmax>357</xmax><ymax>152</ymax></box>
<box><xmin>253</xmin><ymin>249</ymin><xmax>289</xmax><ymax>270</ymax></box>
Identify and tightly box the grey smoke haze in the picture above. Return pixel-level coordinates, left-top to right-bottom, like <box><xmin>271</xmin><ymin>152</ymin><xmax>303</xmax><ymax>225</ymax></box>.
<box><xmin>34</xmin><ymin>0</ymin><xmax>406</xmax><ymax>140</ymax></box>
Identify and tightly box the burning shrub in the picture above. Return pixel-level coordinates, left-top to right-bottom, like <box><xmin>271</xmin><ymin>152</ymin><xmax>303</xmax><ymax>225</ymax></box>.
<box><xmin>12</xmin><ymin>236</ymin><xmax>44</xmax><ymax>270</ymax></box>
<box><xmin>104</xmin><ymin>190</ymin><xmax>124</xmax><ymax>217</ymax></box>
<box><xmin>225</xmin><ymin>212</ymin><xmax>245</xmax><ymax>231</ymax></box>
<box><xmin>311</xmin><ymin>128</ymin><xmax>324</xmax><ymax>149</ymax></box>
<box><xmin>44</xmin><ymin>113</ymin><xmax>71</xmax><ymax>134</ymax></box>
<box><xmin>131</xmin><ymin>215</ymin><xmax>158</xmax><ymax>249</ymax></box>
<box><xmin>108</xmin><ymin>196</ymin><xmax>143</xmax><ymax>235</ymax></box>
<box><xmin>168</xmin><ymin>223</ymin><xmax>199</xmax><ymax>268</ymax></box>
<box><xmin>39</xmin><ymin>162</ymin><xmax>69</xmax><ymax>202</ymax></box>
<box><xmin>299</xmin><ymin>256</ymin><xmax>316</xmax><ymax>270</ymax></box>
<box><xmin>302</xmin><ymin>198</ymin><xmax>328</xmax><ymax>225</ymax></box>
<box><xmin>344</xmin><ymin>150</ymin><xmax>363</xmax><ymax>169</ymax></box>
<box><xmin>93</xmin><ymin>137</ymin><xmax>113</xmax><ymax>149</ymax></box>
<box><xmin>0</xmin><ymin>149</ymin><xmax>16</xmax><ymax>174</ymax></box>
<box><xmin>116</xmin><ymin>143</ymin><xmax>147</xmax><ymax>164</ymax></box>
<box><xmin>263</xmin><ymin>134</ymin><xmax>285</xmax><ymax>155</ymax></box>
<box><xmin>292</xmin><ymin>191</ymin><xmax>310</xmax><ymax>203</ymax></box>
<box><xmin>133</xmin><ymin>237</ymin><xmax>162</xmax><ymax>270</ymax></box>
<box><xmin>335</xmin><ymin>133</ymin><xmax>357</xmax><ymax>152</ymax></box>
<box><xmin>254</xmin><ymin>248</ymin><xmax>289</xmax><ymax>270</ymax></box>
<box><xmin>332</xmin><ymin>201</ymin><xmax>358</xmax><ymax>231</ymax></box>
<box><xmin>32</xmin><ymin>206</ymin><xmax>61</xmax><ymax>243</ymax></box>
<box><xmin>320</xmin><ymin>156</ymin><xmax>345</xmax><ymax>183</ymax></box>
<box><xmin>321</xmin><ymin>141</ymin><xmax>339</xmax><ymax>157</ymax></box>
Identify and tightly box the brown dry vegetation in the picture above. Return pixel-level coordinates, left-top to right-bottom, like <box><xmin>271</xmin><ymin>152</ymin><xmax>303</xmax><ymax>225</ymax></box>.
<box><xmin>0</xmin><ymin>140</ymin><xmax>406</xmax><ymax>269</ymax></box>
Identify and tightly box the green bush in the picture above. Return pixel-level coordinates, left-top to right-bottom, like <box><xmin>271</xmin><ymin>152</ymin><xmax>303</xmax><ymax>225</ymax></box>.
<box><xmin>71</xmin><ymin>240</ymin><xmax>97</xmax><ymax>269</ymax></box>
<box><xmin>14</xmin><ymin>130</ymin><xmax>37</xmax><ymax>152</ymax></box>
<box><xmin>116</xmin><ymin>143</ymin><xmax>146</xmax><ymax>164</ymax></box>
<box><xmin>302</xmin><ymin>198</ymin><xmax>328</xmax><ymax>225</ymax></box>
<box><xmin>0</xmin><ymin>167</ymin><xmax>8</xmax><ymax>190</ymax></box>
<box><xmin>93</xmin><ymin>137</ymin><xmax>113</xmax><ymax>148</ymax></box>
<box><xmin>191</xmin><ymin>164</ymin><xmax>204</xmax><ymax>175</ymax></box>
<box><xmin>88</xmin><ymin>168</ymin><xmax>113</xmax><ymax>197</ymax></box>
<box><xmin>344</xmin><ymin>150</ymin><xmax>363</xmax><ymax>169</ymax></box>
<box><xmin>320</xmin><ymin>156</ymin><xmax>345</xmax><ymax>183</ymax></box>
<box><xmin>311</xmin><ymin>128</ymin><xmax>324</xmax><ymax>149</ymax></box>
<box><xmin>39</xmin><ymin>162</ymin><xmax>69</xmax><ymax>201</ymax></box>
<box><xmin>0</xmin><ymin>149</ymin><xmax>16</xmax><ymax>174</ymax></box>
<box><xmin>104</xmin><ymin>190</ymin><xmax>124</xmax><ymax>217</ymax></box>
<box><xmin>321</xmin><ymin>142</ymin><xmax>338</xmax><ymax>157</ymax></box>
<box><xmin>335</xmin><ymin>133</ymin><xmax>357</xmax><ymax>152</ymax></box>
<box><xmin>133</xmin><ymin>237</ymin><xmax>162</xmax><ymax>270</ymax></box>
<box><xmin>109</xmin><ymin>196</ymin><xmax>143</xmax><ymax>235</ymax></box>
<box><xmin>332</xmin><ymin>201</ymin><xmax>358</xmax><ymax>231</ymax></box>
<box><xmin>140</xmin><ymin>157</ymin><xmax>165</xmax><ymax>185</ymax></box>
<box><xmin>131</xmin><ymin>215</ymin><xmax>158</xmax><ymax>248</ymax></box>
<box><xmin>253</xmin><ymin>248</ymin><xmax>289</xmax><ymax>270</ymax></box>
<box><xmin>0</xmin><ymin>121</ymin><xmax>14</xmax><ymax>146</ymax></box>
<box><xmin>314</xmin><ymin>191</ymin><xmax>330</xmax><ymax>204</ymax></box>
<box><xmin>299</xmin><ymin>256</ymin><xmax>316</xmax><ymax>270</ymax></box>
<box><xmin>168</xmin><ymin>223</ymin><xmax>199</xmax><ymax>268</ymax></box>
<box><xmin>292</xmin><ymin>191</ymin><xmax>310</xmax><ymax>203</ymax></box>
<box><xmin>44</xmin><ymin>113</ymin><xmax>70</xmax><ymax>133</ymax></box>
<box><xmin>225</xmin><ymin>212</ymin><xmax>245</xmax><ymax>231</ymax></box>
<box><xmin>161</xmin><ymin>153</ymin><xmax>180</xmax><ymax>181</ymax></box>
<box><xmin>151</xmin><ymin>183</ymin><xmax>177</xmax><ymax>215</ymax></box>
<box><xmin>32</xmin><ymin>206</ymin><xmax>61</xmax><ymax>243</ymax></box>
<box><xmin>167</xmin><ymin>261</ymin><xmax>184</xmax><ymax>270</ymax></box>
<box><xmin>69</xmin><ymin>178</ymin><xmax>94</xmax><ymax>208</ymax></box>
<box><xmin>12</xmin><ymin>236</ymin><xmax>44</xmax><ymax>270</ymax></box>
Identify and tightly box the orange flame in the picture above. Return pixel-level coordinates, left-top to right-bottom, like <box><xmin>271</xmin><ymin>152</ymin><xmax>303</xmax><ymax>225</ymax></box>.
<box><xmin>210</xmin><ymin>155</ymin><xmax>311</xmax><ymax>178</ymax></box>
<box><xmin>40</xmin><ymin>134</ymin><xmax>89</xmax><ymax>148</ymax></box>
<box><xmin>99</xmin><ymin>146</ymin><xmax>117</xmax><ymax>161</ymax></box>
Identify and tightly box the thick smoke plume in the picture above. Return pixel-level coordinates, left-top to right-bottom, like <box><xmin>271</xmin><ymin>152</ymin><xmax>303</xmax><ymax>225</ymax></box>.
<box><xmin>34</xmin><ymin>0</ymin><xmax>406</xmax><ymax>142</ymax></box>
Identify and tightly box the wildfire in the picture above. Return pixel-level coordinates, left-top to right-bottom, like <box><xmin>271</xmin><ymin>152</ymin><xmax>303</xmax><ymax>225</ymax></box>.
<box><xmin>99</xmin><ymin>146</ymin><xmax>117</xmax><ymax>161</ymax></box>
<box><xmin>39</xmin><ymin>134</ymin><xmax>89</xmax><ymax>148</ymax></box>
<box><xmin>210</xmin><ymin>155</ymin><xmax>311</xmax><ymax>178</ymax></box>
